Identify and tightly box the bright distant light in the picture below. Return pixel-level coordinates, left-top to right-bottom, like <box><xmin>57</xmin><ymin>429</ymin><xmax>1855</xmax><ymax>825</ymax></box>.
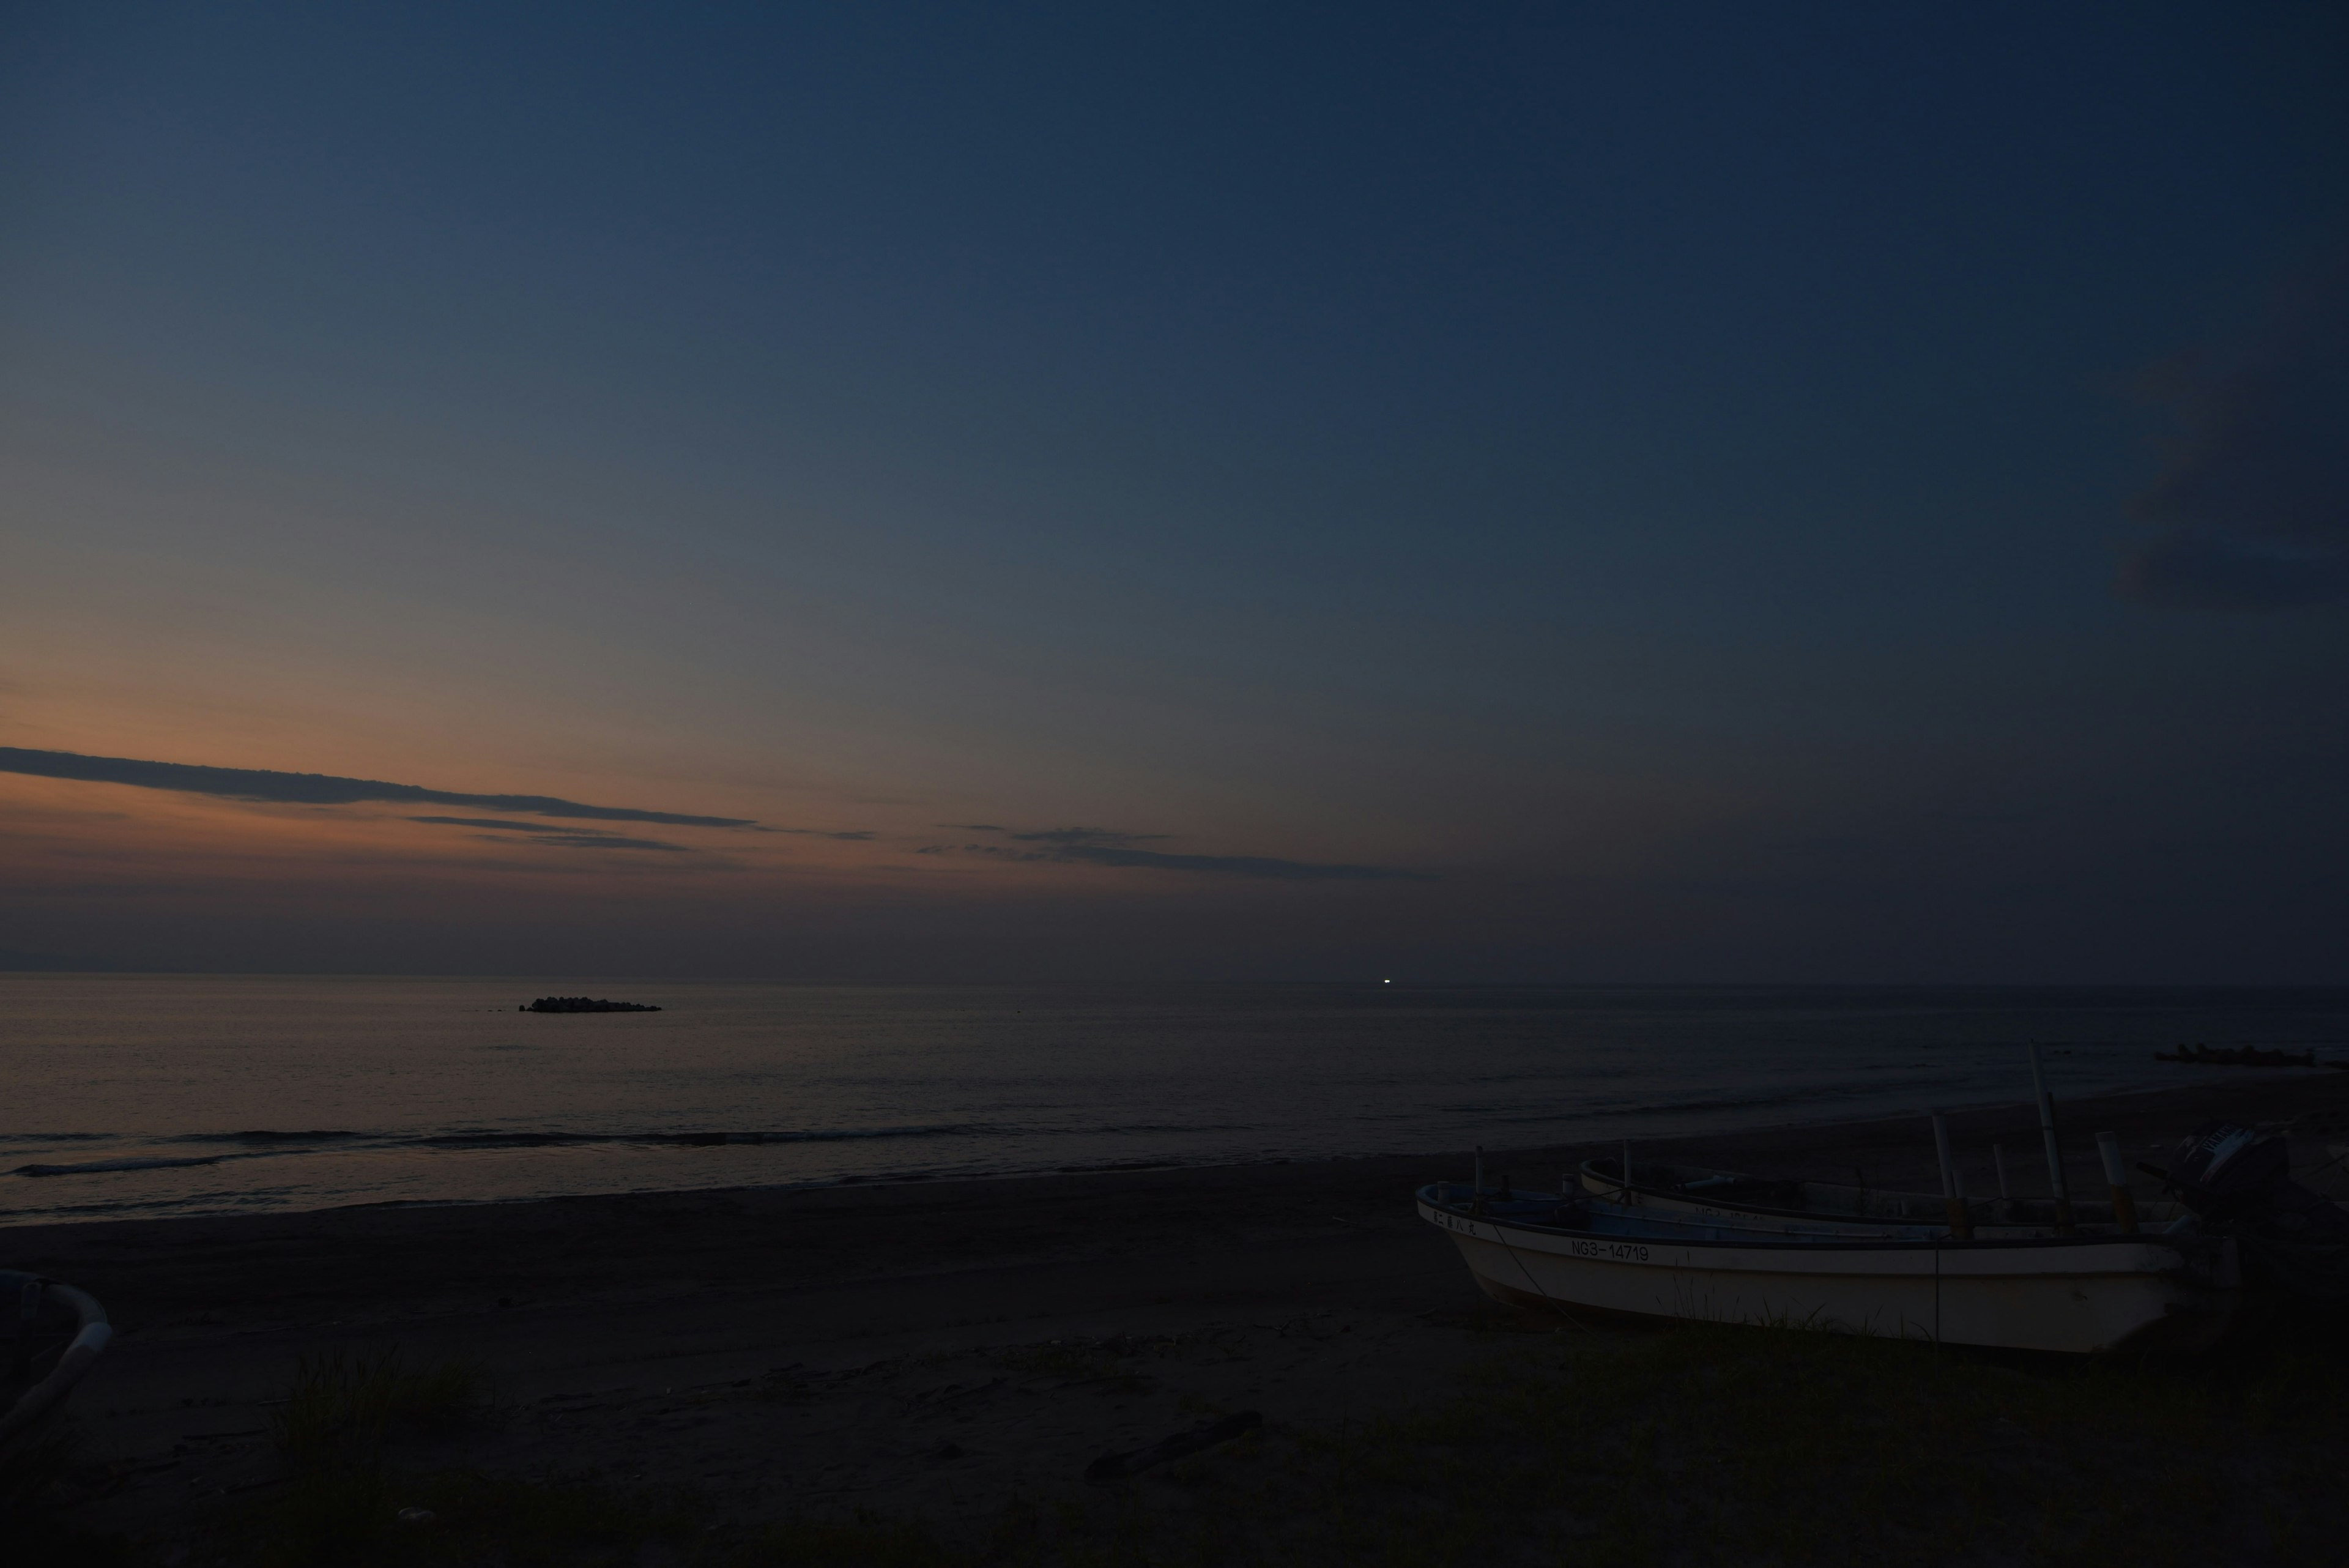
<box><xmin>1382</xmin><ymin>978</ymin><xmax>1392</xmax><ymax>984</ymax></box>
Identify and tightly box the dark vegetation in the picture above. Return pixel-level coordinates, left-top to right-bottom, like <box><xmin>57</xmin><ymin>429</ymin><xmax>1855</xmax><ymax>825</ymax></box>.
<box><xmin>2150</xmin><ymin>1043</ymin><xmax>2341</xmax><ymax>1068</ymax></box>
<box><xmin>12</xmin><ymin>1304</ymin><xmax>2345</xmax><ymax>1567</ymax></box>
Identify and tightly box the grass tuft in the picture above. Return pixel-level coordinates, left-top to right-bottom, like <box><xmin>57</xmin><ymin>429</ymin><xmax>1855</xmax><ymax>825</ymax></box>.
<box><xmin>269</xmin><ymin>1350</ymin><xmax>492</xmax><ymax>1476</ymax></box>
<box><xmin>996</xmin><ymin>1342</ymin><xmax>1152</xmax><ymax>1394</ymax></box>
<box><xmin>242</xmin><ymin>1348</ymin><xmax>514</xmax><ymax>1566</ymax></box>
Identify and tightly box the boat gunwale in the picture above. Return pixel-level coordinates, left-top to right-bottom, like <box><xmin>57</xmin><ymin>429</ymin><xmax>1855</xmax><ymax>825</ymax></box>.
<box><xmin>1570</xmin><ymin>1157</ymin><xmax>2168</xmax><ymax>1230</ymax></box>
<box><xmin>1416</xmin><ymin>1186</ymin><xmax>2210</xmax><ymax>1260</ymax></box>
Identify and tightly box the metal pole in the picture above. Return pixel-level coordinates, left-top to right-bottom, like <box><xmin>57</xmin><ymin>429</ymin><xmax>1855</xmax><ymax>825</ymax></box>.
<box><xmin>1929</xmin><ymin>1110</ymin><xmax>1972</xmax><ymax>1239</ymax></box>
<box><xmin>1620</xmin><ymin>1140</ymin><xmax>1635</xmax><ymax>1202</ymax></box>
<box><xmin>2096</xmin><ymin>1131</ymin><xmax>2139</xmax><ymax>1234</ymax></box>
<box><xmin>2027</xmin><ymin>1042</ymin><xmax>2075</xmax><ymax>1235</ymax></box>
<box><xmin>1474</xmin><ymin>1146</ymin><xmax>1483</xmax><ymax>1194</ymax></box>
<box><xmin>1992</xmin><ymin>1141</ymin><xmax>2010</xmax><ymax>1201</ymax></box>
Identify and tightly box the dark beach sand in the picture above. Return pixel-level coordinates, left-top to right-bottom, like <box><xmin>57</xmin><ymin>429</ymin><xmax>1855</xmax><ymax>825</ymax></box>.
<box><xmin>15</xmin><ymin>1071</ymin><xmax>2349</xmax><ymax>1544</ymax></box>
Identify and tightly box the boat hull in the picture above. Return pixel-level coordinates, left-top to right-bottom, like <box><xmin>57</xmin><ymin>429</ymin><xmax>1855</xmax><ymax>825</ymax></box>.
<box><xmin>0</xmin><ymin>1272</ymin><xmax>111</xmax><ymax>1452</ymax></box>
<box><xmin>1422</xmin><ymin>1197</ymin><xmax>2238</xmax><ymax>1354</ymax></box>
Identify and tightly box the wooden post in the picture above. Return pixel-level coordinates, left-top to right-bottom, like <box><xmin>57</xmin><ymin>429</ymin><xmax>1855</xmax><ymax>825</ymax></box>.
<box><xmin>2096</xmin><ymin>1131</ymin><xmax>2139</xmax><ymax>1235</ymax></box>
<box><xmin>1930</xmin><ymin>1110</ymin><xmax>1972</xmax><ymax>1239</ymax></box>
<box><xmin>2027</xmin><ymin>1043</ymin><xmax>2076</xmax><ymax>1235</ymax></box>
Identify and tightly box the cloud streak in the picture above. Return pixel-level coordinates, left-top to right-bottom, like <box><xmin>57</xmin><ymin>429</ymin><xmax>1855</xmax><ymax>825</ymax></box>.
<box><xmin>946</xmin><ymin>825</ymin><xmax>1431</xmax><ymax>882</ymax></box>
<box><xmin>407</xmin><ymin>816</ymin><xmax>691</xmax><ymax>852</ymax></box>
<box><xmin>511</xmin><ymin>833</ymin><xmax>691</xmax><ymax>852</ymax></box>
<box><xmin>1042</xmin><ymin>844</ymin><xmax>1433</xmax><ymax>881</ymax></box>
<box><xmin>2120</xmin><ymin>258</ymin><xmax>2349</xmax><ymax>610</ymax></box>
<box><xmin>1004</xmin><ymin>827</ymin><xmax>1172</xmax><ymax>848</ymax></box>
<box><xmin>0</xmin><ymin>748</ymin><xmax>760</xmax><ymax>828</ymax></box>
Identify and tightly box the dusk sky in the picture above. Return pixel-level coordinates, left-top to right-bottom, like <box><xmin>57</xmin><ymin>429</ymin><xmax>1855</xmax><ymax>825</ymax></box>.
<box><xmin>4</xmin><ymin>2</ymin><xmax>2346</xmax><ymax>981</ymax></box>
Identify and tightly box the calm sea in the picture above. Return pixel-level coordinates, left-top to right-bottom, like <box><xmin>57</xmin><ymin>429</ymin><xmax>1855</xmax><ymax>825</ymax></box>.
<box><xmin>4</xmin><ymin>975</ymin><xmax>2345</xmax><ymax>1227</ymax></box>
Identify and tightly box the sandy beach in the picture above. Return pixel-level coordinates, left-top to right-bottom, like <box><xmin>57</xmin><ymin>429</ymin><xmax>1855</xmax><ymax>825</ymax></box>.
<box><xmin>17</xmin><ymin>1070</ymin><xmax>2349</xmax><ymax>1550</ymax></box>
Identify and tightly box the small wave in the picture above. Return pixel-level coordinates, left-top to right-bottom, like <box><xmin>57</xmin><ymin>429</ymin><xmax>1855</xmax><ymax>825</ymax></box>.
<box><xmin>756</xmin><ymin>1123</ymin><xmax>995</xmax><ymax>1144</ymax></box>
<box><xmin>171</xmin><ymin>1129</ymin><xmax>363</xmax><ymax>1145</ymax></box>
<box><xmin>1553</xmin><ymin>1081</ymin><xmax>1999</xmax><ymax>1125</ymax></box>
<box><xmin>414</xmin><ymin>1123</ymin><xmax>993</xmax><ymax>1150</ymax></box>
<box><xmin>15</xmin><ymin>1154</ymin><xmax>225</xmax><ymax>1177</ymax></box>
<box><xmin>417</xmin><ymin>1131</ymin><xmax>592</xmax><ymax>1148</ymax></box>
<box><xmin>5</xmin><ymin>1123</ymin><xmax>1242</xmax><ymax>1167</ymax></box>
<box><xmin>4</xmin><ymin>1191</ymin><xmax>233</xmax><ymax>1220</ymax></box>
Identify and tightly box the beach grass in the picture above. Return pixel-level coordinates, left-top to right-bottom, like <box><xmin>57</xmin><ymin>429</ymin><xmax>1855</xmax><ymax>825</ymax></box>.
<box><xmin>248</xmin><ymin>1351</ymin><xmax>505</xmax><ymax>1567</ymax></box>
<box><xmin>995</xmin><ymin>1341</ymin><xmax>1156</xmax><ymax>1394</ymax></box>
<box><xmin>952</xmin><ymin>1304</ymin><xmax>2347</xmax><ymax>1568</ymax></box>
<box><xmin>269</xmin><ymin>1349</ymin><xmax>493</xmax><ymax>1477</ymax></box>
<box><xmin>191</xmin><ymin>1311</ymin><xmax>2346</xmax><ymax>1567</ymax></box>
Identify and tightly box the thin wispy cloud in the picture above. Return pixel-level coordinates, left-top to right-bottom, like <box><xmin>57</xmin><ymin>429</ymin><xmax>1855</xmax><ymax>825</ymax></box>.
<box><xmin>1004</xmin><ymin>827</ymin><xmax>1173</xmax><ymax>848</ymax></box>
<box><xmin>1042</xmin><ymin>844</ymin><xmax>1432</xmax><ymax>882</ymax></box>
<box><xmin>1</xmin><ymin>748</ymin><xmax>759</xmax><ymax>828</ymax></box>
<box><xmin>2120</xmin><ymin>257</ymin><xmax>2349</xmax><ymax>611</ymax></box>
<box><xmin>407</xmin><ymin>816</ymin><xmax>691</xmax><ymax>852</ymax></box>
<box><xmin>941</xmin><ymin>825</ymin><xmax>1431</xmax><ymax>882</ymax></box>
<box><xmin>511</xmin><ymin>833</ymin><xmax>691</xmax><ymax>853</ymax></box>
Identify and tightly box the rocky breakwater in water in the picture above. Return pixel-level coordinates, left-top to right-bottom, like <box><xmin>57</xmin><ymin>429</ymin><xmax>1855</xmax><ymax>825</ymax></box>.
<box><xmin>522</xmin><ymin>997</ymin><xmax>663</xmax><ymax>1013</ymax></box>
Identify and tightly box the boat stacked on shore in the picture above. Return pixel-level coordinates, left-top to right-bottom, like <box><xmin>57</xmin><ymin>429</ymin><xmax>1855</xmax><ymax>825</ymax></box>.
<box><xmin>1422</xmin><ymin>1116</ymin><xmax>2349</xmax><ymax>1354</ymax></box>
<box><xmin>1423</xmin><ymin>1036</ymin><xmax>2349</xmax><ymax>1353</ymax></box>
<box><xmin>1419</xmin><ymin>1178</ymin><xmax>2240</xmax><ymax>1354</ymax></box>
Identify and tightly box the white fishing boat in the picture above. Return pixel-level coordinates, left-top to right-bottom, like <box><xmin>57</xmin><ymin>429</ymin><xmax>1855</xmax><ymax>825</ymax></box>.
<box><xmin>0</xmin><ymin>1270</ymin><xmax>112</xmax><ymax>1454</ymax></box>
<box><xmin>1419</xmin><ymin>1184</ymin><xmax>2240</xmax><ymax>1354</ymax></box>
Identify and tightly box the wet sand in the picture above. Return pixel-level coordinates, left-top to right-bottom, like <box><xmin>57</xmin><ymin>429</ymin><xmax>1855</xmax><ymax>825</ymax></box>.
<box><xmin>15</xmin><ymin>1070</ymin><xmax>2349</xmax><ymax>1543</ymax></box>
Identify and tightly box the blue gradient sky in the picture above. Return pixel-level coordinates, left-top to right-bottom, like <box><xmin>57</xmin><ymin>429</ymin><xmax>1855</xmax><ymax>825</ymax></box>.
<box><xmin>4</xmin><ymin>2</ymin><xmax>2347</xmax><ymax>979</ymax></box>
